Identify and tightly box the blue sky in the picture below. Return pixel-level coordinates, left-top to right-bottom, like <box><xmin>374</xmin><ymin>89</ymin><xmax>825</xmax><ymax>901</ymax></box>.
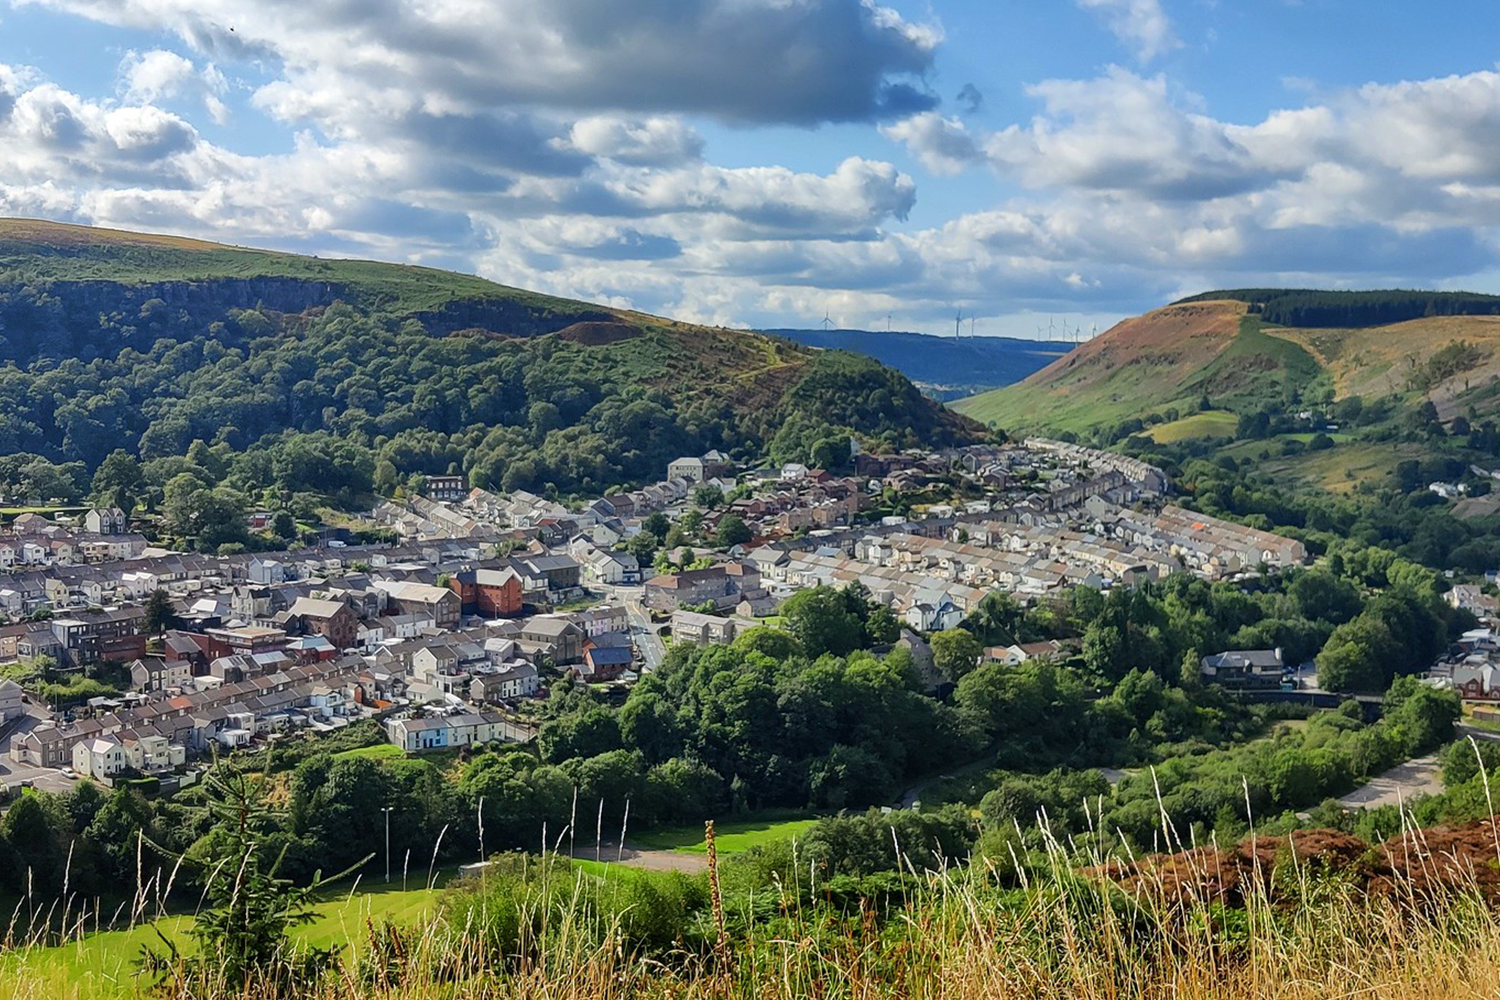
<box><xmin>3</xmin><ymin>1</ymin><xmax>1500</xmax><ymax>337</ymax></box>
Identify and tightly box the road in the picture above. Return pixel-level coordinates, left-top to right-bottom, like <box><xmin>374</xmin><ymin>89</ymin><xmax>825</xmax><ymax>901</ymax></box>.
<box><xmin>0</xmin><ymin>703</ymin><xmax>75</xmax><ymax>798</ymax></box>
<box><xmin>608</xmin><ymin>585</ymin><xmax>667</xmax><ymax>672</ymax></box>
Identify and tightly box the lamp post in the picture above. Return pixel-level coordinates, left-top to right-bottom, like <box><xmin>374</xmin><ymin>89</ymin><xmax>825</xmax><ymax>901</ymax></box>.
<box><xmin>381</xmin><ymin>806</ymin><xmax>394</xmax><ymax>883</ymax></box>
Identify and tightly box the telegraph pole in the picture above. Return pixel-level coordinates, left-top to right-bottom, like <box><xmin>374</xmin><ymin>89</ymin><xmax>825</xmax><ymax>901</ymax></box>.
<box><xmin>382</xmin><ymin>806</ymin><xmax>394</xmax><ymax>882</ymax></box>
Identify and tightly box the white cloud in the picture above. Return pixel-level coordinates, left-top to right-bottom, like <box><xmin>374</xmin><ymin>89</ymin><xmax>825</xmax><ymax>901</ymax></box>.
<box><xmin>119</xmin><ymin>49</ymin><xmax>196</xmax><ymax>102</ymax></box>
<box><xmin>986</xmin><ymin>69</ymin><xmax>1270</xmax><ymax>199</ymax></box>
<box><xmin>879</xmin><ymin>112</ymin><xmax>981</xmax><ymax>175</ymax></box>
<box><xmin>9</xmin><ymin>5</ymin><xmax>1500</xmax><ymax>333</ymax></box>
<box><xmin>119</xmin><ymin>49</ymin><xmax>231</xmax><ymax>124</ymax></box>
<box><xmin>567</xmin><ymin>117</ymin><xmax>703</xmax><ymax>166</ymax></box>
<box><xmin>1076</xmin><ymin>0</ymin><xmax>1180</xmax><ymax>63</ymax></box>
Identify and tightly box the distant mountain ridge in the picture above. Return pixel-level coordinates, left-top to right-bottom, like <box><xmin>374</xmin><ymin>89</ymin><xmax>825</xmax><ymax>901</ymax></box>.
<box><xmin>768</xmin><ymin>328</ymin><xmax>1072</xmax><ymax>400</ymax></box>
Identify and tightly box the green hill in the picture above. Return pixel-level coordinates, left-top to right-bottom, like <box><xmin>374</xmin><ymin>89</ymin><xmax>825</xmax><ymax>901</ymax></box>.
<box><xmin>0</xmin><ymin>219</ymin><xmax>980</xmax><ymax>523</ymax></box>
<box><xmin>951</xmin><ymin>290</ymin><xmax>1500</xmax><ymax>441</ymax></box>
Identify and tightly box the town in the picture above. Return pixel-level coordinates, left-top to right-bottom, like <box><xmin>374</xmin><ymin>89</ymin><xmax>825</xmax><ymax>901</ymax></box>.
<box><xmin>0</xmin><ymin>438</ymin><xmax>1315</xmax><ymax>792</ymax></box>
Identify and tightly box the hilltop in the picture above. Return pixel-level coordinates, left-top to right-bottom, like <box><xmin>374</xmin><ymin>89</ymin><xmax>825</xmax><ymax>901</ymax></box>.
<box><xmin>953</xmin><ymin>289</ymin><xmax>1500</xmax><ymax>439</ymax></box>
<box><xmin>768</xmin><ymin>328</ymin><xmax>1071</xmax><ymax>400</ymax></box>
<box><xmin>0</xmin><ymin>219</ymin><xmax>980</xmax><ymax>507</ymax></box>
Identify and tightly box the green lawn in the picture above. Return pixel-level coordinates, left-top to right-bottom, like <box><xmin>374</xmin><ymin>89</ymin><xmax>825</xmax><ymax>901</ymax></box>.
<box><xmin>630</xmin><ymin>813</ymin><xmax>819</xmax><ymax>855</ymax></box>
<box><xmin>0</xmin><ymin>879</ymin><xmax>443</xmax><ymax>998</ymax></box>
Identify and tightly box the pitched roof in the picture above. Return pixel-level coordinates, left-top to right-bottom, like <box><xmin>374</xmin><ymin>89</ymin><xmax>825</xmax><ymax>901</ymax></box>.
<box><xmin>288</xmin><ymin>597</ymin><xmax>349</xmax><ymax>620</ymax></box>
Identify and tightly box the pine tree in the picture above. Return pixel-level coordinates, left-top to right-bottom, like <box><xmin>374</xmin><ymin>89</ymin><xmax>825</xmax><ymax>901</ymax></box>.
<box><xmin>143</xmin><ymin>589</ymin><xmax>177</xmax><ymax>637</ymax></box>
<box><xmin>140</xmin><ymin>760</ymin><xmax>367</xmax><ymax>993</ymax></box>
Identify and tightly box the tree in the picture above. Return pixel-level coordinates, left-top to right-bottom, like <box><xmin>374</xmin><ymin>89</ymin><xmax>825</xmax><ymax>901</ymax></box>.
<box><xmin>642</xmin><ymin>512</ymin><xmax>671</xmax><ymax>541</ymax></box>
<box><xmin>539</xmin><ymin>706</ymin><xmax>623</xmax><ymax>763</ymax></box>
<box><xmin>0</xmin><ymin>794</ymin><xmax>61</xmax><ymax>894</ymax></box>
<box><xmin>714</xmin><ymin>513</ymin><xmax>752</xmax><ymax>547</ymax></box>
<box><xmin>693</xmin><ymin>483</ymin><xmax>724</xmax><ymax>509</ymax></box>
<box><xmin>84</xmin><ymin>788</ymin><xmax>154</xmax><ymax>884</ymax></box>
<box><xmin>144</xmin><ymin>763</ymin><xmax>352</xmax><ymax>991</ymax></box>
<box><xmin>270</xmin><ymin>509</ymin><xmax>297</xmax><ymax>540</ymax></box>
<box><xmin>865</xmin><ymin>605</ymin><xmax>900</xmax><ymax>645</ymax></box>
<box><xmin>931</xmin><ymin>628</ymin><xmax>983</xmax><ymax>683</ymax></box>
<box><xmin>90</xmin><ymin>448</ymin><xmax>144</xmax><ymax>510</ymax></box>
<box><xmin>143</xmin><ymin>588</ymin><xmax>178</xmax><ymax>637</ymax></box>
<box><xmin>1316</xmin><ymin>616</ymin><xmax>1398</xmax><ymax>692</ymax></box>
<box><xmin>1289</xmin><ymin>570</ymin><xmax>1361</xmax><ymax>624</ymax></box>
<box><xmin>781</xmin><ymin>586</ymin><xmax>863</xmax><ymax>658</ymax></box>
<box><xmin>373</xmin><ymin>458</ymin><xmax>400</xmax><ymax>496</ymax></box>
<box><xmin>626</xmin><ymin>532</ymin><xmax>658</xmax><ymax>565</ymax></box>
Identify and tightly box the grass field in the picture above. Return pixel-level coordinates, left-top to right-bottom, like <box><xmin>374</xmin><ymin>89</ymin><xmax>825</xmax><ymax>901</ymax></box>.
<box><xmin>0</xmin><ymin>815</ymin><xmax>822</xmax><ymax>997</ymax></box>
<box><xmin>1218</xmin><ymin>439</ymin><xmax>1420</xmax><ymax>493</ymax></box>
<box><xmin>0</xmin><ymin>880</ymin><xmax>443</xmax><ymax>998</ymax></box>
<box><xmin>1147</xmin><ymin>410</ymin><xmax>1239</xmax><ymax>443</ymax></box>
<box><xmin>629</xmin><ymin>813</ymin><xmax>819</xmax><ymax>855</ymax></box>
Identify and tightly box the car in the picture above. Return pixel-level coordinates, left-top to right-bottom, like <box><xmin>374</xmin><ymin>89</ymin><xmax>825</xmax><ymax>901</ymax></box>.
<box><xmin>59</xmin><ymin>767</ymin><xmax>77</xmax><ymax>779</ymax></box>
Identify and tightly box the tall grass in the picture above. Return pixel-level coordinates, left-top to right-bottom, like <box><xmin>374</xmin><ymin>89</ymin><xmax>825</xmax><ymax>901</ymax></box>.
<box><xmin>7</xmin><ymin>804</ymin><xmax>1500</xmax><ymax>998</ymax></box>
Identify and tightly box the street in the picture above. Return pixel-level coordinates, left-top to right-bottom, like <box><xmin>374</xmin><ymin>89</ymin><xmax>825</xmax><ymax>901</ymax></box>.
<box><xmin>608</xmin><ymin>585</ymin><xmax>667</xmax><ymax>673</ymax></box>
<box><xmin>0</xmin><ymin>703</ymin><xmax>75</xmax><ymax>798</ymax></box>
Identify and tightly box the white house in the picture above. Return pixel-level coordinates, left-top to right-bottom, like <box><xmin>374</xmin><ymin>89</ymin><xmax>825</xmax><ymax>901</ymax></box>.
<box><xmin>73</xmin><ymin>736</ymin><xmax>128</xmax><ymax>781</ymax></box>
<box><xmin>470</xmin><ymin>662</ymin><xmax>541</xmax><ymax>703</ymax></box>
<box><xmin>123</xmin><ymin>734</ymin><xmax>186</xmax><ymax>773</ymax></box>
<box><xmin>85</xmin><ymin>507</ymin><xmax>128</xmax><ymax>535</ymax></box>
<box><xmin>0</xmin><ymin>678</ymin><xmax>23</xmax><ymax>722</ymax></box>
<box><xmin>386</xmin><ymin>712</ymin><xmax>518</xmax><ymax>752</ymax></box>
<box><xmin>249</xmin><ymin>558</ymin><xmax>288</xmax><ymax>585</ymax></box>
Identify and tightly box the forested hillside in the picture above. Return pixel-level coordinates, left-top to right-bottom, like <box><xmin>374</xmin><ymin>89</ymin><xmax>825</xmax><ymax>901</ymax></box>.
<box><xmin>0</xmin><ymin>220</ymin><xmax>979</xmax><ymax>515</ymax></box>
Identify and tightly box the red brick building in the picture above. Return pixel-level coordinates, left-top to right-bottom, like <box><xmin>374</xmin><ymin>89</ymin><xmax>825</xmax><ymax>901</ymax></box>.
<box><xmin>449</xmin><ymin>567</ymin><xmax>524</xmax><ymax>618</ymax></box>
<box><xmin>286</xmin><ymin>597</ymin><xmax>359</xmax><ymax>652</ymax></box>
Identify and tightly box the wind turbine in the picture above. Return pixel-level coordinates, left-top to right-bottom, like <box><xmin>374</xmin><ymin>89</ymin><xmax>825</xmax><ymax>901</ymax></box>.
<box><xmin>968</xmin><ymin>316</ymin><xmax>976</xmax><ymax>338</ymax></box>
<box><xmin>1048</xmin><ymin>317</ymin><xmax>1056</xmax><ymax>341</ymax></box>
<box><xmin>887</xmin><ymin>312</ymin><xmax>893</xmax><ymax>332</ymax></box>
<box><xmin>954</xmin><ymin>308</ymin><xmax>963</xmax><ymax>339</ymax></box>
<box><xmin>821</xmin><ymin>309</ymin><xmax>833</xmax><ymax>331</ymax></box>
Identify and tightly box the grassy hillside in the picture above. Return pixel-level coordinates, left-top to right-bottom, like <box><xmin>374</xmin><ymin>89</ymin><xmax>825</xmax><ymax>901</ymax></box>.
<box><xmin>953</xmin><ymin>293</ymin><xmax>1500</xmax><ymax>438</ymax></box>
<box><xmin>0</xmin><ymin>219</ymin><xmax>980</xmax><ymax>515</ymax></box>
<box><xmin>0</xmin><ymin>218</ymin><xmax>590</xmax><ymax>320</ymax></box>
<box><xmin>9</xmin><ymin>824</ymin><xmax>1500</xmax><ymax>999</ymax></box>
<box><xmin>951</xmin><ymin>300</ymin><xmax>1296</xmax><ymax>433</ymax></box>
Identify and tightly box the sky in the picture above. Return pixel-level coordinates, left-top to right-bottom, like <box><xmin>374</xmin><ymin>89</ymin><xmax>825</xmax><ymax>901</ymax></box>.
<box><xmin>3</xmin><ymin>1</ymin><xmax>1500</xmax><ymax>338</ymax></box>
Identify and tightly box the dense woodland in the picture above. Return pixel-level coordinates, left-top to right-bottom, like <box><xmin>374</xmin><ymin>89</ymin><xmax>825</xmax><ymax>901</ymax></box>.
<box><xmin>0</xmin><ymin>278</ymin><xmax>974</xmax><ymax>537</ymax></box>
<box><xmin>1174</xmin><ymin>288</ymin><xmax>1500</xmax><ymax>328</ymax></box>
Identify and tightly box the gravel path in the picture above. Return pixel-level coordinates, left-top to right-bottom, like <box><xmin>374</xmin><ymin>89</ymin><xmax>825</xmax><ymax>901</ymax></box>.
<box><xmin>1338</xmin><ymin>756</ymin><xmax>1444</xmax><ymax>809</ymax></box>
<box><xmin>569</xmin><ymin>842</ymin><xmax>710</xmax><ymax>873</ymax></box>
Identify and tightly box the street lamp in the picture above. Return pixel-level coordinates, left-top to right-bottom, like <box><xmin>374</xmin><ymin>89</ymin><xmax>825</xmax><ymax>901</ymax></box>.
<box><xmin>381</xmin><ymin>806</ymin><xmax>394</xmax><ymax>883</ymax></box>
